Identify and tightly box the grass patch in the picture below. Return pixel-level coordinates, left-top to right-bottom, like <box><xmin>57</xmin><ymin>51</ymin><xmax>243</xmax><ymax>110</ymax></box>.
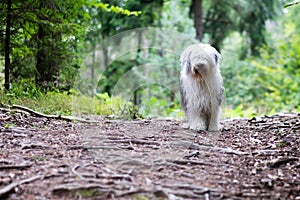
<box><xmin>0</xmin><ymin>87</ymin><xmax>136</xmax><ymax>118</ymax></box>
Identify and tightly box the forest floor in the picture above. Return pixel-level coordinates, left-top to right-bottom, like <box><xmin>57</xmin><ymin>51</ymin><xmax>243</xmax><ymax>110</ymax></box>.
<box><xmin>0</xmin><ymin>108</ymin><xmax>300</xmax><ymax>200</ymax></box>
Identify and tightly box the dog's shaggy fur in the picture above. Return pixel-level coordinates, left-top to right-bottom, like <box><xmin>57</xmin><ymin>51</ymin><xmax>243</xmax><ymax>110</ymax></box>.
<box><xmin>180</xmin><ymin>43</ymin><xmax>224</xmax><ymax>131</ymax></box>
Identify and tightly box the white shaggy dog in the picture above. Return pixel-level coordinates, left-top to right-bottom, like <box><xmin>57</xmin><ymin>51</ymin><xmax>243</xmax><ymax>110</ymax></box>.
<box><xmin>180</xmin><ymin>43</ymin><xmax>224</xmax><ymax>132</ymax></box>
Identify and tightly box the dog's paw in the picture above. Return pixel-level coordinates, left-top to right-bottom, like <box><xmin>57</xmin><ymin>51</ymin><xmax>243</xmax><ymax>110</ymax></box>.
<box><xmin>208</xmin><ymin>124</ymin><xmax>219</xmax><ymax>132</ymax></box>
<box><xmin>181</xmin><ymin>123</ymin><xmax>190</xmax><ymax>129</ymax></box>
<box><xmin>190</xmin><ymin>122</ymin><xmax>207</xmax><ymax>131</ymax></box>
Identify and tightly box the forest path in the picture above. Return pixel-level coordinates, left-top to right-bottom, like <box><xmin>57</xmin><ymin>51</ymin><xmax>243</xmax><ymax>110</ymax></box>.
<box><xmin>0</xmin><ymin>110</ymin><xmax>299</xmax><ymax>199</ymax></box>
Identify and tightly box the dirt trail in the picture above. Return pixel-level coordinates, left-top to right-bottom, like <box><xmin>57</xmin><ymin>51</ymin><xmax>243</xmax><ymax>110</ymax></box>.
<box><xmin>0</xmin><ymin>109</ymin><xmax>299</xmax><ymax>199</ymax></box>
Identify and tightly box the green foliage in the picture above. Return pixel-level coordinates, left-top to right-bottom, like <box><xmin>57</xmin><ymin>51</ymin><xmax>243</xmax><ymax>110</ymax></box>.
<box><xmin>284</xmin><ymin>1</ymin><xmax>300</xmax><ymax>8</ymax></box>
<box><xmin>0</xmin><ymin>83</ymin><xmax>138</xmax><ymax>118</ymax></box>
<box><xmin>0</xmin><ymin>0</ymin><xmax>144</xmax><ymax>92</ymax></box>
<box><xmin>0</xmin><ymin>0</ymin><xmax>91</xmax><ymax>89</ymax></box>
<box><xmin>161</xmin><ymin>0</ymin><xmax>195</xmax><ymax>35</ymax></box>
<box><xmin>200</xmin><ymin>0</ymin><xmax>282</xmax><ymax>55</ymax></box>
<box><xmin>139</xmin><ymin>96</ymin><xmax>183</xmax><ymax>118</ymax></box>
<box><xmin>1</xmin><ymin>82</ymin><xmax>72</xmax><ymax>115</ymax></box>
<box><xmin>98</xmin><ymin>57</ymin><xmax>137</xmax><ymax>95</ymax></box>
<box><xmin>95</xmin><ymin>3</ymin><xmax>142</xmax><ymax>16</ymax></box>
<box><xmin>132</xmin><ymin>195</ymin><xmax>150</xmax><ymax>200</ymax></box>
<box><xmin>72</xmin><ymin>93</ymin><xmax>125</xmax><ymax>116</ymax></box>
<box><xmin>222</xmin><ymin>10</ymin><xmax>300</xmax><ymax>117</ymax></box>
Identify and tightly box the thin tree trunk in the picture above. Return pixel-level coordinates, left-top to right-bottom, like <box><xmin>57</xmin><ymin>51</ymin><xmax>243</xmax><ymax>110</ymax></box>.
<box><xmin>102</xmin><ymin>46</ymin><xmax>108</xmax><ymax>69</ymax></box>
<box><xmin>133</xmin><ymin>31</ymin><xmax>143</xmax><ymax>106</ymax></box>
<box><xmin>157</xmin><ymin>0</ymin><xmax>164</xmax><ymax>57</ymax></box>
<box><xmin>36</xmin><ymin>22</ymin><xmax>47</xmax><ymax>86</ymax></box>
<box><xmin>192</xmin><ymin>0</ymin><xmax>203</xmax><ymax>41</ymax></box>
<box><xmin>4</xmin><ymin>0</ymin><xmax>12</xmax><ymax>91</ymax></box>
<box><xmin>91</xmin><ymin>49</ymin><xmax>96</xmax><ymax>84</ymax></box>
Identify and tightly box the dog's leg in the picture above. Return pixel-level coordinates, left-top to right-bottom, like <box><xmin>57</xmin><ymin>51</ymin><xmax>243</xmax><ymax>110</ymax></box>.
<box><xmin>181</xmin><ymin>122</ymin><xmax>190</xmax><ymax>129</ymax></box>
<box><xmin>208</xmin><ymin>105</ymin><xmax>220</xmax><ymax>131</ymax></box>
<box><xmin>189</xmin><ymin>112</ymin><xmax>207</xmax><ymax>131</ymax></box>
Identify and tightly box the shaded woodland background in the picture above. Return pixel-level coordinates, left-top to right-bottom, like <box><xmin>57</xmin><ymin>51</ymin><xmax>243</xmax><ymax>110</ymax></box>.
<box><xmin>0</xmin><ymin>0</ymin><xmax>299</xmax><ymax>118</ymax></box>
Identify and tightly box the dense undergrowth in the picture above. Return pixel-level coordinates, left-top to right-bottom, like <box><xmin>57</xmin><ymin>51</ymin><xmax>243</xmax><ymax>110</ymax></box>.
<box><xmin>0</xmin><ymin>81</ymin><xmax>298</xmax><ymax>120</ymax></box>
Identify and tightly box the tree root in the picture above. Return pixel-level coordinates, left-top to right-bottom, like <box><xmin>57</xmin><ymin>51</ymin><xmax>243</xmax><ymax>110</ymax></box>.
<box><xmin>0</xmin><ymin>175</ymin><xmax>42</xmax><ymax>198</ymax></box>
<box><xmin>11</xmin><ymin>104</ymin><xmax>98</xmax><ymax>123</ymax></box>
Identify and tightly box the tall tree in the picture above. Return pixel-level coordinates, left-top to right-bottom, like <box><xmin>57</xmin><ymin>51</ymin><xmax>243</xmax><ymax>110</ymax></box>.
<box><xmin>191</xmin><ymin>0</ymin><xmax>203</xmax><ymax>41</ymax></box>
<box><xmin>4</xmin><ymin>0</ymin><xmax>12</xmax><ymax>91</ymax></box>
<box><xmin>189</xmin><ymin>0</ymin><xmax>281</xmax><ymax>56</ymax></box>
<box><xmin>239</xmin><ymin>0</ymin><xmax>278</xmax><ymax>56</ymax></box>
<box><xmin>204</xmin><ymin>0</ymin><xmax>235</xmax><ymax>51</ymax></box>
<box><xmin>0</xmin><ymin>0</ymin><xmax>90</xmax><ymax>90</ymax></box>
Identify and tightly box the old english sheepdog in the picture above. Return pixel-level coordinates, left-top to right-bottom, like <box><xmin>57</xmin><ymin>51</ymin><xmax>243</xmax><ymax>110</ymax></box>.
<box><xmin>180</xmin><ymin>43</ymin><xmax>224</xmax><ymax>132</ymax></box>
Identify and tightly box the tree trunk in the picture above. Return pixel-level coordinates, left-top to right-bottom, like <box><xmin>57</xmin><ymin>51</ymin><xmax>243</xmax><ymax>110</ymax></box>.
<box><xmin>36</xmin><ymin>23</ymin><xmax>47</xmax><ymax>86</ymax></box>
<box><xmin>4</xmin><ymin>0</ymin><xmax>12</xmax><ymax>91</ymax></box>
<box><xmin>133</xmin><ymin>31</ymin><xmax>143</xmax><ymax>106</ymax></box>
<box><xmin>91</xmin><ymin>48</ymin><xmax>96</xmax><ymax>84</ymax></box>
<box><xmin>36</xmin><ymin>0</ymin><xmax>60</xmax><ymax>88</ymax></box>
<box><xmin>192</xmin><ymin>0</ymin><xmax>203</xmax><ymax>41</ymax></box>
<box><xmin>156</xmin><ymin>0</ymin><xmax>164</xmax><ymax>57</ymax></box>
<box><xmin>102</xmin><ymin>46</ymin><xmax>109</xmax><ymax>69</ymax></box>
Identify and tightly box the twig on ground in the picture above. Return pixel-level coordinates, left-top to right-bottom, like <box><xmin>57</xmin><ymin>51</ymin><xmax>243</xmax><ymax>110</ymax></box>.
<box><xmin>71</xmin><ymin>165</ymin><xmax>85</xmax><ymax>180</ymax></box>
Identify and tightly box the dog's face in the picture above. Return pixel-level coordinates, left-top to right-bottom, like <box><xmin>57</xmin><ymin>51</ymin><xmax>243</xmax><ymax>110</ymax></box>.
<box><xmin>181</xmin><ymin>44</ymin><xmax>221</xmax><ymax>77</ymax></box>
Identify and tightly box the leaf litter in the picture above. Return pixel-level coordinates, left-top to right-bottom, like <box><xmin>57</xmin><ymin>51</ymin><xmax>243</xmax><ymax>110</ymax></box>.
<box><xmin>0</xmin><ymin>108</ymin><xmax>299</xmax><ymax>199</ymax></box>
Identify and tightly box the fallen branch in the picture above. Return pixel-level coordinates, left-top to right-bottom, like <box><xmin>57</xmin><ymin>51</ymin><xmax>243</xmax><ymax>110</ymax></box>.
<box><xmin>12</xmin><ymin>104</ymin><xmax>67</xmax><ymax>120</ymax></box>
<box><xmin>11</xmin><ymin>104</ymin><xmax>99</xmax><ymax>123</ymax></box>
<box><xmin>0</xmin><ymin>175</ymin><xmax>42</xmax><ymax>198</ymax></box>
